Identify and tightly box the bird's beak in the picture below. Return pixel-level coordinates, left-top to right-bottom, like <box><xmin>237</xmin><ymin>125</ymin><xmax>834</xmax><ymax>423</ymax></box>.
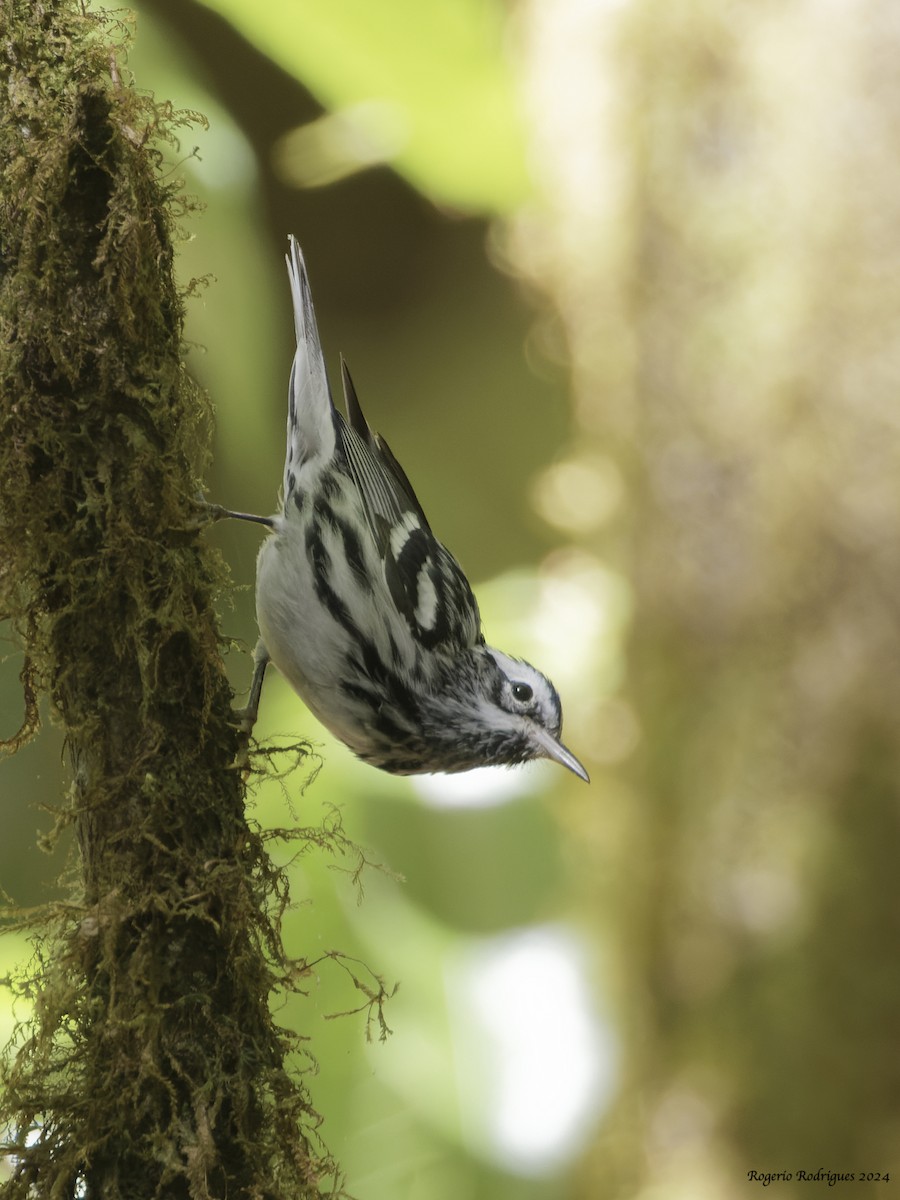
<box><xmin>530</xmin><ymin>725</ymin><xmax>590</xmax><ymax>783</ymax></box>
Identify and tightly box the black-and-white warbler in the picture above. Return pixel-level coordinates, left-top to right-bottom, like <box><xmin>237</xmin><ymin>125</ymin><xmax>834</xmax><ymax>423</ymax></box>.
<box><xmin>218</xmin><ymin>236</ymin><xmax>588</xmax><ymax>782</ymax></box>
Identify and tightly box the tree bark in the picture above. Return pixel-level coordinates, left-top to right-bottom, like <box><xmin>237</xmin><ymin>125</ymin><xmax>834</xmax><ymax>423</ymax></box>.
<box><xmin>0</xmin><ymin>3</ymin><xmax>331</xmax><ymax>1195</ymax></box>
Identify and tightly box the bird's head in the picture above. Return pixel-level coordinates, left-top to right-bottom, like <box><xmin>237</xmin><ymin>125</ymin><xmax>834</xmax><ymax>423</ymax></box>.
<box><xmin>476</xmin><ymin>648</ymin><xmax>589</xmax><ymax>782</ymax></box>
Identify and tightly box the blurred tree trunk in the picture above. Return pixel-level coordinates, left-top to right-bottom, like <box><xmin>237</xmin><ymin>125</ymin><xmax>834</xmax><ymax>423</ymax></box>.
<box><xmin>0</xmin><ymin>2</ymin><xmax>330</xmax><ymax>1196</ymax></box>
<box><xmin>511</xmin><ymin>2</ymin><xmax>900</xmax><ymax>1196</ymax></box>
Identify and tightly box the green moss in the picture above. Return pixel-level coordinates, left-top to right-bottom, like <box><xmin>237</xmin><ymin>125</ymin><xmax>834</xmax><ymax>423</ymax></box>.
<box><xmin>0</xmin><ymin>3</ymin><xmax>344</xmax><ymax>1195</ymax></box>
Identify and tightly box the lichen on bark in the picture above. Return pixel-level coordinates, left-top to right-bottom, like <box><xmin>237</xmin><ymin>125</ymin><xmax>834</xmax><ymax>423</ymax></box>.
<box><xmin>0</xmin><ymin>2</ymin><xmax>338</xmax><ymax>1195</ymax></box>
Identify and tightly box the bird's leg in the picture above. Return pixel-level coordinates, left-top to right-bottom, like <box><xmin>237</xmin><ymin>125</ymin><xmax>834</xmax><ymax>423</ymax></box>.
<box><xmin>196</xmin><ymin>496</ymin><xmax>276</xmax><ymax>528</ymax></box>
<box><xmin>233</xmin><ymin>640</ymin><xmax>270</xmax><ymax>733</ymax></box>
<box><xmin>194</xmin><ymin>497</ymin><xmax>273</xmax><ymax>736</ymax></box>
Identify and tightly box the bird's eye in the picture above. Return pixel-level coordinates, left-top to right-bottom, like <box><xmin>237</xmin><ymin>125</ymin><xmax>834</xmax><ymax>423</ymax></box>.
<box><xmin>511</xmin><ymin>682</ymin><xmax>533</xmax><ymax>703</ymax></box>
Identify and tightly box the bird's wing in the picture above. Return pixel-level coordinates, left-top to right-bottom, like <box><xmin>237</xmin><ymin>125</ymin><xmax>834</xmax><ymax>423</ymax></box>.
<box><xmin>338</xmin><ymin>360</ymin><xmax>483</xmax><ymax>652</ymax></box>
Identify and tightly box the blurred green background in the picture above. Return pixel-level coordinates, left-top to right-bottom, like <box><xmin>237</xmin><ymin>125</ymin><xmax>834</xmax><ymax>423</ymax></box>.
<box><xmin>3</xmin><ymin>2</ymin><xmax>900</xmax><ymax>1198</ymax></box>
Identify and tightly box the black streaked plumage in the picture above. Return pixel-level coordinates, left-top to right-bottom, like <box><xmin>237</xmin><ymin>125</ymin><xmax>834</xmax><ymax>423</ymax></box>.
<box><xmin>222</xmin><ymin>236</ymin><xmax>589</xmax><ymax>783</ymax></box>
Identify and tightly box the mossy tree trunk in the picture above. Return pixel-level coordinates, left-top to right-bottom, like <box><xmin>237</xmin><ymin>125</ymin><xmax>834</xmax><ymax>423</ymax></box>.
<box><xmin>0</xmin><ymin>3</ymin><xmax>331</xmax><ymax>1196</ymax></box>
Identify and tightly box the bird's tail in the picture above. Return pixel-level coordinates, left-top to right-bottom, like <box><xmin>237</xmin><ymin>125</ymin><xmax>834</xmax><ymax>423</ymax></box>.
<box><xmin>282</xmin><ymin>236</ymin><xmax>337</xmax><ymax>504</ymax></box>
